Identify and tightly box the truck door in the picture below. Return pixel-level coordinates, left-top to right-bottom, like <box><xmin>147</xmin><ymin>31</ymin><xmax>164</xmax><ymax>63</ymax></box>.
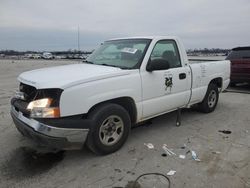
<box><xmin>141</xmin><ymin>40</ymin><xmax>191</xmax><ymax>119</ymax></box>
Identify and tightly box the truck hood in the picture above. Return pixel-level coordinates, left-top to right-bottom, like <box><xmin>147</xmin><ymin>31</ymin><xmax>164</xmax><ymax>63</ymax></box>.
<box><xmin>18</xmin><ymin>63</ymin><xmax>130</xmax><ymax>89</ymax></box>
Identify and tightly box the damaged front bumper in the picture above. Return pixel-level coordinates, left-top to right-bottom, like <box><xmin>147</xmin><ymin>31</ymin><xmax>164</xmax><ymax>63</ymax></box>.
<box><xmin>11</xmin><ymin>106</ymin><xmax>89</xmax><ymax>150</ymax></box>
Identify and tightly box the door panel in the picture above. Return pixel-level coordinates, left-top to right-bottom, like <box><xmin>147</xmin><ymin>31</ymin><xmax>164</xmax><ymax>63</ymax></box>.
<box><xmin>141</xmin><ymin>40</ymin><xmax>191</xmax><ymax>119</ymax></box>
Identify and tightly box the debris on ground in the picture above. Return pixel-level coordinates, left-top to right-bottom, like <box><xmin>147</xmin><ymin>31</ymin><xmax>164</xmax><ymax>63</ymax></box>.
<box><xmin>144</xmin><ymin>143</ymin><xmax>154</xmax><ymax>149</ymax></box>
<box><xmin>191</xmin><ymin>150</ymin><xmax>201</xmax><ymax>161</ymax></box>
<box><xmin>218</xmin><ymin>130</ymin><xmax>232</xmax><ymax>134</ymax></box>
<box><xmin>167</xmin><ymin>170</ymin><xmax>176</xmax><ymax>176</ymax></box>
<box><xmin>179</xmin><ymin>154</ymin><xmax>186</xmax><ymax>159</ymax></box>
<box><xmin>162</xmin><ymin>144</ymin><xmax>176</xmax><ymax>156</ymax></box>
<box><xmin>126</xmin><ymin>173</ymin><xmax>171</xmax><ymax>188</ymax></box>
<box><xmin>161</xmin><ymin>153</ymin><xmax>167</xmax><ymax>157</ymax></box>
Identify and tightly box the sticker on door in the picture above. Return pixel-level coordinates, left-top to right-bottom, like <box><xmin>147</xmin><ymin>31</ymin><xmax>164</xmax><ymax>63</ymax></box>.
<box><xmin>164</xmin><ymin>74</ymin><xmax>173</xmax><ymax>93</ymax></box>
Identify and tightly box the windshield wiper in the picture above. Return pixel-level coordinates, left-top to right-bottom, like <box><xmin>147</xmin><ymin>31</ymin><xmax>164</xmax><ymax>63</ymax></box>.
<box><xmin>82</xmin><ymin>60</ymin><xmax>94</xmax><ymax>64</ymax></box>
<box><xmin>100</xmin><ymin>63</ymin><xmax>131</xmax><ymax>69</ymax></box>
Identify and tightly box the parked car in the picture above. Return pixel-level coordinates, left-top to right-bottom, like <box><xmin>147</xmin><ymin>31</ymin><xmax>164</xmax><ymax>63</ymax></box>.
<box><xmin>11</xmin><ymin>36</ymin><xmax>230</xmax><ymax>155</ymax></box>
<box><xmin>226</xmin><ymin>46</ymin><xmax>250</xmax><ymax>86</ymax></box>
<box><xmin>42</xmin><ymin>52</ymin><xmax>54</xmax><ymax>59</ymax></box>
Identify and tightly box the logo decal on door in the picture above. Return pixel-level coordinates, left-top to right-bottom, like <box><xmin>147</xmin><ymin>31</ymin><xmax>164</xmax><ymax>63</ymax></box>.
<box><xmin>165</xmin><ymin>74</ymin><xmax>173</xmax><ymax>92</ymax></box>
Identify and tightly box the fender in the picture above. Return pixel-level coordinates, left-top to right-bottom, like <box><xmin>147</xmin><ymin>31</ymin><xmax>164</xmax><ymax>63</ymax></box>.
<box><xmin>59</xmin><ymin>70</ymin><xmax>142</xmax><ymax>117</ymax></box>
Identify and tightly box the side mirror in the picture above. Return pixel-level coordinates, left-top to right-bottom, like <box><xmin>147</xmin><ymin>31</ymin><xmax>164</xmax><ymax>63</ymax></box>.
<box><xmin>146</xmin><ymin>59</ymin><xmax>170</xmax><ymax>72</ymax></box>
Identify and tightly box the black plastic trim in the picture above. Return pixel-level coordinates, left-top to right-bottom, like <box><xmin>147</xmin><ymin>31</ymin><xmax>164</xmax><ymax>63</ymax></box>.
<box><xmin>35</xmin><ymin>115</ymin><xmax>93</xmax><ymax>129</ymax></box>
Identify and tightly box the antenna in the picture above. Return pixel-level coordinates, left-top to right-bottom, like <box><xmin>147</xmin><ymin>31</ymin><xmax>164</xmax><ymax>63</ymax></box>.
<box><xmin>77</xmin><ymin>26</ymin><xmax>80</xmax><ymax>52</ymax></box>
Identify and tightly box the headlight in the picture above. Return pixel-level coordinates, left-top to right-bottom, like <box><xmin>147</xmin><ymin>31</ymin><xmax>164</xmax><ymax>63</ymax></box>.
<box><xmin>27</xmin><ymin>98</ymin><xmax>52</xmax><ymax>109</ymax></box>
<box><xmin>27</xmin><ymin>98</ymin><xmax>60</xmax><ymax>118</ymax></box>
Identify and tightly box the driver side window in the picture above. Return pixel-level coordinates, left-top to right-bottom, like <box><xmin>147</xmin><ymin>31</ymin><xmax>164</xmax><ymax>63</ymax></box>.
<box><xmin>150</xmin><ymin>40</ymin><xmax>181</xmax><ymax>68</ymax></box>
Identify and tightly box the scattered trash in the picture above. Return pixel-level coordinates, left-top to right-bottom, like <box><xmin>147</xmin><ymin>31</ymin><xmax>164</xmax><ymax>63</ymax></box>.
<box><xmin>212</xmin><ymin>151</ymin><xmax>221</xmax><ymax>154</ymax></box>
<box><xmin>162</xmin><ymin>144</ymin><xmax>176</xmax><ymax>156</ymax></box>
<box><xmin>127</xmin><ymin>173</ymin><xmax>171</xmax><ymax>188</ymax></box>
<box><xmin>179</xmin><ymin>155</ymin><xmax>186</xmax><ymax>159</ymax></box>
<box><xmin>144</xmin><ymin>143</ymin><xmax>154</xmax><ymax>149</ymax></box>
<box><xmin>218</xmin><ymin>130</ymin><xmax>232</xmax><ymax>134</ymax></box>
<box><xmin>180</xmin><ymin>143</ymin><xmax>187</xmax><ymax>149</ymax></box>
<box><xmin>167</xmin><ymin>170</ymin><xmax>176</xmax><ymax>176</ymax></box>
<box><xmin>161</xmin><ymin>153</ymin><xmax>167</xmax><ymax>157</ymax></box>
<box><xmin>191</xmin><ymin>150</ymin><xmax>201</xmax><ymax>161</ymax></box>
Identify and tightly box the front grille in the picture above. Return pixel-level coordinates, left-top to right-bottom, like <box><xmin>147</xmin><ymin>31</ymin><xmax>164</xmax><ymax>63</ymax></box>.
<box><xmin>11</xmin><ymin>98</ymin><xmax>30</xmax><ymax>116</ymax></box>
<box><xmin>20</xmin><ymin>83</ymin><xmax>37</xmax><ymax>102</ymax></box>
<box><xmin>12</xmin><ymin>83</ymin><xmax>63</xmax><ymax>116</ymax></box>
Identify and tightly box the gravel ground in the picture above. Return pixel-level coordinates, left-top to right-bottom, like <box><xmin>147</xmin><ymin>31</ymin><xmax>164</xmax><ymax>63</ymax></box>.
<box><xmin>0</xmin><ymin>59</ymin><xmax>249</xmax><ymax>188</ymax></box>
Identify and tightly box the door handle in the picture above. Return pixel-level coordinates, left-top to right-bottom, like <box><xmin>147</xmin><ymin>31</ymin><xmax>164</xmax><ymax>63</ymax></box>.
<box><xmin>179</xmin><ymin>73</ymin><xmax>186</xmax><ymax>80</ymax></box>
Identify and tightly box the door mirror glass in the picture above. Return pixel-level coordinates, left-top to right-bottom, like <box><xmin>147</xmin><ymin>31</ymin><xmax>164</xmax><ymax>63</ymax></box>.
<box><xmin>146</xmin><ymin>59</ymin><xmax>170</xmax><ymax>72</ymax></box>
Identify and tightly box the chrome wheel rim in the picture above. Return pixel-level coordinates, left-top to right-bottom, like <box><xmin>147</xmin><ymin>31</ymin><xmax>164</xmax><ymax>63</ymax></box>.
<box><xmin>99</xmin><ymin>115</ymin><xmax>124</xmax><ymax>146</ymax></box>
<box><xmin>208</xmin><ymin>90</ymin><xmax>217</xmax><ymax>108</ymax></box>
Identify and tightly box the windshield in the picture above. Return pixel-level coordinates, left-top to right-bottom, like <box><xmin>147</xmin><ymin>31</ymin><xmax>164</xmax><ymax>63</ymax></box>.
<box><xmin>86</xmin><ymin>39</ymin><xmax>151</xmax><ymax>69</ymax></box>
<box><xmin>226</xmin><ymin>49</ymin><xmax>250</xmax><ymax>60</ymax></box>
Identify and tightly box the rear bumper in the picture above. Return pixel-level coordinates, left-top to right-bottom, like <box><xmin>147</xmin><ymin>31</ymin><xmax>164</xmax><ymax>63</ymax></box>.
<box><xmin>11</xmin><ymin>106</ymin><xmax>89</xmax><ymax>150</ymax></box>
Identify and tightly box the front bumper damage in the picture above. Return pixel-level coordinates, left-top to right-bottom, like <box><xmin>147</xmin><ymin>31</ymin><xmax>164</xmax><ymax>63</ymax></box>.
<box><xmin>11</xmin><ymin>106</ymin><xmax>89</xmax><ymax>150</ymax></box>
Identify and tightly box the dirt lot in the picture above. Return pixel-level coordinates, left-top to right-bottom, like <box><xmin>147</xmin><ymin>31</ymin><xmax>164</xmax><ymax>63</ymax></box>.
<box><xmin>0</xmin><ymin>59</ymin><xmax>250</xmax><ymax>188</ymax></box>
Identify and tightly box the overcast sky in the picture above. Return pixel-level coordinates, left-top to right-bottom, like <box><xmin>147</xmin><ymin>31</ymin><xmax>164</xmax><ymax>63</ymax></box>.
<box><xmin>0</xmin><ymin>0</ymin><xmax>250</xmax><ymax>51</ymax></box>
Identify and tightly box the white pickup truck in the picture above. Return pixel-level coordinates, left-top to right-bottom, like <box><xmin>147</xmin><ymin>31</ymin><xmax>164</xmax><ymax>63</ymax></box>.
<box><xmin>11</xmin><ymin>36</ymin><xmax>230</xmax><ymax>154</ymax></box>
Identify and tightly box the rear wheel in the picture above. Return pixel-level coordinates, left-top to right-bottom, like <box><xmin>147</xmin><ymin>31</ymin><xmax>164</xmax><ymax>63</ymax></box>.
<box><xmin>86</xmin><ymin>103</ymin><xmax>131</xmax><ymax>155</ymax></box>
<box><xmin>198</xmin><ymin>84</ymin><xmax>219</xmax><ymax>113</ymax></box>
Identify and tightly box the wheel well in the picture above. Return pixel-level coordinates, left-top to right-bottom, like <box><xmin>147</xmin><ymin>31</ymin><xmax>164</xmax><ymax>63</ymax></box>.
<box><xmin>87</xmin><ymin>97</ymin><xmax>137</xmax><ymax>124</ymax></box>
<box><xmin>209</xmin><ymin>77</ymin><xmax>222</xmax><ymax>89</ymax></box>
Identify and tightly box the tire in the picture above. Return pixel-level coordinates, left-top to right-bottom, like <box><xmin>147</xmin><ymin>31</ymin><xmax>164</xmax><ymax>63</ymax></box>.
<box><xmin>86</xmin><ymin>103</ymin><xmax>131</xmax><ymax>155</ymax></box>
<box><xmin>198</xmin><ymin>84</ymin><xmax>219</xmax><ymax>113</ymax></box>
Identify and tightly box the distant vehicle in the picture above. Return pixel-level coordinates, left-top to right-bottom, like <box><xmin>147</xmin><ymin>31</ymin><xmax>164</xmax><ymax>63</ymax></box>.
<box><xmin>24</xmin><ymin>54</ymin><xmax>33</xmax><ymax>59</ymax></box>
<box><xmin>42</xmin><ymin>52</ymin><xmax>54</xmax><ymax>59</ymax></box>
<box><xmin>33</xmin><ymin>54</ymin><xmax>41</xmax><ymax>59</ymax></box>
<box><xmin>54</xmin><ymin>55</ymin><xmax>66</xmax><ymax>59</ymax></box>
<box><xmin>226</xmin><ymin>47</ymin><xmax>250</xmax><ymax>86</ymax></box>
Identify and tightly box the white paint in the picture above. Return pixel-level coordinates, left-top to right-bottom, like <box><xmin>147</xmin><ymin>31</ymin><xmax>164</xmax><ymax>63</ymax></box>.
<box><xmin>17</xmin><ymin>36</ymin><xmax>230</xmax><ymax>119</ymax></box>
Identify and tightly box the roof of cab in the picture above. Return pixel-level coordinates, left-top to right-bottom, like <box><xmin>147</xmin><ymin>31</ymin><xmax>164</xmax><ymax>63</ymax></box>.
<box><xmin>107</xmin><ymin>36</ymin><xmax>179</xmax><ymax>41</ymax></box>
<box><xmin>232</xmin><ymin>46</ymin><xmax>250</xmax><ymax>51</ymax></box>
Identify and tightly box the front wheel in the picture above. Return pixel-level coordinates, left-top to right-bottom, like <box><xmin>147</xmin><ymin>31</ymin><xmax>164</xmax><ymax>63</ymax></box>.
<box><xmin>86</xmin><ymin>103</ymin><xmax>131</xmax><ymax>155</ymax></box>
<box><xmin>198</xmin><ymin>84</ymin><xmax>219</xmax><ymax>113</ymax></box>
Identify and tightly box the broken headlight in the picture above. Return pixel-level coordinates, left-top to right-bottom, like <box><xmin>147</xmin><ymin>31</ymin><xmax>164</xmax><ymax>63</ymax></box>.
<box><xmin>26</xmin><ymin>88</ymin><xmax>62</xmax><ymax>118</ymax></box>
